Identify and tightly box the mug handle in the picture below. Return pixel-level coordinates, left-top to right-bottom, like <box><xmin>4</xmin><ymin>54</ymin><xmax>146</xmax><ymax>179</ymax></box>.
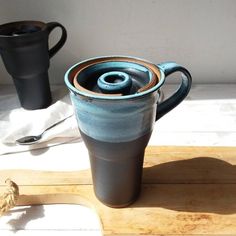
<box><xmin>156</xmin><ymin>62</ymin><xmax>192</xmax><ymax>121</ymax></box>
<box><xmin>46</xmin><ymin>22</ymin><xmax>67</xmax><ymax>58</ymax></box>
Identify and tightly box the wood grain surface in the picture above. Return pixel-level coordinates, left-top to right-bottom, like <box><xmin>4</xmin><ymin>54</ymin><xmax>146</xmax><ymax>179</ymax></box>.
<box><xmin>1</xmin><ymin>146</ymin><xmax>236</xmax><ymax>235</ymax></box>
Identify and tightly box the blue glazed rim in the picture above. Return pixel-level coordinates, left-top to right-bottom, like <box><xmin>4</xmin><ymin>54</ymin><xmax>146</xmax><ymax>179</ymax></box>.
<box><xmin>64</xmin><ymin>56</ymin><xmax>165</xmax><ymax>100</ymax></box>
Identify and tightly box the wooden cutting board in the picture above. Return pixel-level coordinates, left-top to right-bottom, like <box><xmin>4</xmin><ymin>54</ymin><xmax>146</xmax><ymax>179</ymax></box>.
<box><xmin>1</xmin><ymin>146</ymin><xmax>236</xmax><ymax>235</ymax></box>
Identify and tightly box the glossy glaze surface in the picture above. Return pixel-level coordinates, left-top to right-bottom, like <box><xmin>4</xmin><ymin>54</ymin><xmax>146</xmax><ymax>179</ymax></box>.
<box><xmin>70</xmin><ymin>91</ymin><xmax>157</xmax><ymax>143</ymax></box>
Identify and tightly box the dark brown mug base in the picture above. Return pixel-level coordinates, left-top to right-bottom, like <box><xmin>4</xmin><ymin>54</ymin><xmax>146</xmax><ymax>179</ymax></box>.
<box><xmin>13</xmin><ymin>73</ymin><xmax>52</xmax><ymax>110</ymax></box>
<box><xmin>80</xmin><ymin>130</ymin><xmax>151</xmax><ymax>208</ymax></box>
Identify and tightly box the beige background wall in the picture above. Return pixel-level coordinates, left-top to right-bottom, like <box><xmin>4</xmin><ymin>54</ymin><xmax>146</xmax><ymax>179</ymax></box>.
<box><xmin>0</xmin><ymin>0</ymin><xmax>236</xmax><ymax>84</ymax></box>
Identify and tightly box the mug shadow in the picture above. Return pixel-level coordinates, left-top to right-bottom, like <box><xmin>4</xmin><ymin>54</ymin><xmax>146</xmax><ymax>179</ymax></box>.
<box><xmin>51</xmin><ymin>86</ymin><xmax>69</xmax><ymax>103</ymax></box>
<box><xmin>134</xmin><ymin>156</ymin><xmax>236</xmax><ymax>215</ymax></box>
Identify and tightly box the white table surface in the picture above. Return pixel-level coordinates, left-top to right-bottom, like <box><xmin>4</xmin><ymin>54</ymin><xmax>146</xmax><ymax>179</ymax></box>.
<box><xmin>0</xmin><ymin>84</ymin><xmax>236</xmax><ymax>235</ymax></box>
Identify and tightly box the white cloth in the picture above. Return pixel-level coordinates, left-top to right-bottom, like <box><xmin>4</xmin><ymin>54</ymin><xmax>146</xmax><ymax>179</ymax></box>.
<box><xmin>0</xmin><ymin>85</ymin><xmax>81</xmax><ymax>155</ymax></box>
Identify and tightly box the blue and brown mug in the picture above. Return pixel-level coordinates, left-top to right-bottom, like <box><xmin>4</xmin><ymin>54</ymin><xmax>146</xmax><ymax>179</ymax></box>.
<box><xmin>65</xmin><ymin>56</ymin><xmax>192</xmax><ymax>207</ymax></box>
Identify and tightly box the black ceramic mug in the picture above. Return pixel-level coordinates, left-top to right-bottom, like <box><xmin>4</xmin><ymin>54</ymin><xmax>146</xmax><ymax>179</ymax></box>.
<box><xmin>0</xmin><ymin>21</ymin><xmax>67</xmax><ymax>109</ymax></box>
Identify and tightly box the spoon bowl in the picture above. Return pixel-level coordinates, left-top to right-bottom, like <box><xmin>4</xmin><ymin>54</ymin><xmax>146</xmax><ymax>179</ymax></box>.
<box><xmin>16</xmin><ymin>135</ymin><xmax>43</xmax><ymax>145</ymax></box>
<box><xmin>15</xmin><ymin>115</ymin><xmax>73</xmax><ymax>145</ymax></box>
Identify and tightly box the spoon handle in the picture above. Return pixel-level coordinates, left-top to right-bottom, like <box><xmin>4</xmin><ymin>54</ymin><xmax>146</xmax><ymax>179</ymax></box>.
<box><xmin>42</xmin><ymin>114</ymin><xmax>73</xmax><ymax>135</ymax></box>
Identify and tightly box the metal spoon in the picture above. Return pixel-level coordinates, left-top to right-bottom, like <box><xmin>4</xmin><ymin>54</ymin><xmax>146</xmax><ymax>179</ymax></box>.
<box><xmin>15</xmin><ymin>115</ymin><xmax>73</xmax><ymax>145</ymax></box>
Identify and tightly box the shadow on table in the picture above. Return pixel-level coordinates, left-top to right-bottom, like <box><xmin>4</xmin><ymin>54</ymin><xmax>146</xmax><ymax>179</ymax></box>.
<box><xmin>7</xmin><ymin>205</ymin><xmax>44</xmax><ymax>232</ymax></box>
<box><xmin>135</xmin><ymin>156</ymin><xmax>236</xmax><ymax>214</ymax></box>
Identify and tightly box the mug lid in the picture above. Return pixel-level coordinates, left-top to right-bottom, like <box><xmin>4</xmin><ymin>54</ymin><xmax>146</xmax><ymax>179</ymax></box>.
<box><xmin>65</xmin><ymin>56</ymin><xmax>165</xmax><ymax>100</ymax></box>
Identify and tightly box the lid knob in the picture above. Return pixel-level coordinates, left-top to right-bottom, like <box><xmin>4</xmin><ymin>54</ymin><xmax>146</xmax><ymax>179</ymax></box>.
<box><xmin>97</xmin><ymin>71</ymin><xmax>132</xmax><ymax>95</ymax></box>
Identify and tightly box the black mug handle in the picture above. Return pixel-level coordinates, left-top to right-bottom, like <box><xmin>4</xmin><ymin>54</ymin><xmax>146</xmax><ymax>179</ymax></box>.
<box><xmin>156</xmin><ymin>62</ymin><xmax>192</xmax><ymax>121</ymax></box>
<box><xmin>46</xmin><ymin>22</ymin><xmax>67</xmax><ymax>58</ymax></box>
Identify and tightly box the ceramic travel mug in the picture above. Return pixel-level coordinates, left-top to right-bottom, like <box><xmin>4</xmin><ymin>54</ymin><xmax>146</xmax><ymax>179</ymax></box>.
<box><xmin>0</xmin><ymin>21</ymin><xmax>67</xmax><ymax>109</ymax></box>
<box><xmin>65</xmin><ymin>56</ymin><xmax>192</xmax><ymax>207</ymax></box>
